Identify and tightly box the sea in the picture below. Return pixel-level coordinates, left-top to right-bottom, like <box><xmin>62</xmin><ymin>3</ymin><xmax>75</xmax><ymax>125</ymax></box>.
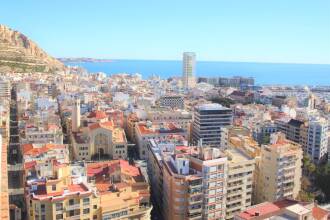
<box><xmin>65</xmin><ymin>60</ymin><xmax>330</xmax><ymax>86</ymax></box>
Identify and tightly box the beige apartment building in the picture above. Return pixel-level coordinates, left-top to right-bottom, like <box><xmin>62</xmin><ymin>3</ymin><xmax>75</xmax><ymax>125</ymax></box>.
<box><xmin>225</xmin><ymin>148</ymin><xmax>255</xmax><ymax>220</ymax></box>
<box><xmin>26</xmin><ymin>164</ymin><xmax>100</xmax><ymax>220</ymax></box>
<box><xmin>256</xmin><ymin>132</ymin><xmax>302</xmax><ymax>203</ymax></box>
<box><xmin>25</xmin><ymin>159</ymin><xmax>151</xmax><ymax>220</ymax></box>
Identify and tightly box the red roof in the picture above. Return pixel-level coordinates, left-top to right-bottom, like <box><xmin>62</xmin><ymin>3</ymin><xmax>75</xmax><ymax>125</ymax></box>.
<box><xmin>24</xmin><ymin>161</ymin><xmax>37</xmax><ymax>169</ymax></box>
<box><xmin>237</xmin><ymin>202</ymin><xmax>280</xmax><ymax>219</ymax></box>
<box><xmin>87</xmin><ymin>110</ymin><xmax>107</xmax><ymax>119</ymax></box>
<box><xmin>87</xmin><ymin>160</ymin><xmax>140</xmax><ymax>177</ymax></box>
<box><xmin>312</xmin><ymin>206</ymin><xmax>329</xmax><ymax>220</ymax></box>
<box><xmin>67</xmin><ymin>183</ymin><xmax>89</xmax><ymax>193</ymax></box>
<box><xmin>88</xmin><ymin>121</ymin><xmax>114</xmax><ymax>130</ymax></box>
<box><xmin>22</xmin><ymin>143</ymin><xmax>66</xmax><ymax>157</ymax></box>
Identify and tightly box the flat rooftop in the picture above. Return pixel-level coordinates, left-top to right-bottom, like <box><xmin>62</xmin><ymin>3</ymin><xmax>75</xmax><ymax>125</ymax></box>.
<box><xmin>196</xmin><ymin>103</ymin><xmax>230</xmax><ymax>111</ymax></box>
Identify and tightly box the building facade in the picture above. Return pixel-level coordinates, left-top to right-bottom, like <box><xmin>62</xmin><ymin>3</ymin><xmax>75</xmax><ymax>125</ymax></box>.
<box><xmin>256</xmin><ymin>132</ymin><xmax>302</xmax><ymax>203</ymax></box>
<box><xmin>182</xmin><ymin>52</ymin><xmax>196</xmax><ymax>89</ymax></box>
<box><xmin>192</xmin><ymin>103</ymin><xmax>233</xmax><ymax>148</ymax></box>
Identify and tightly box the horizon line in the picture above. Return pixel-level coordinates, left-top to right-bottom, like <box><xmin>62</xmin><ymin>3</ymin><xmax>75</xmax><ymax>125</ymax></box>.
<box><xmin>58</xmin><ymin>57</ymin><xmax>330</xmax><ymax>66</ymax></box>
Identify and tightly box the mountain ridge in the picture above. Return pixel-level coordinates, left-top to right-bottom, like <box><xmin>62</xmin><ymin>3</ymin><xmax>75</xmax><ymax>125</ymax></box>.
<box><xmin>0</xmin><ymin>24</ymin><xmax>65</xmax><ymax>72</ymax></box>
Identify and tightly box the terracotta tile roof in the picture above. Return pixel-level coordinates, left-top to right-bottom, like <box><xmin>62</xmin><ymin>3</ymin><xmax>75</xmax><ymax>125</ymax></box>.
<box><xmin>24</xmin><ymin>161</ymin><xmax>37</xmax><ymax>169</ymax></box>
<box><xmin>87</xmin><ymin>110</ymin><xmax>107</xmax><ymax>119</ymax></box>
<box><xmin>32</xmin><ymin>183</ymin><xmax>89</xmax><ymax>200</ymax></box>
<box><xmin>312</xmin><ymin>206</ymin><xmax>329</xmax><ymax>220</ymax></box>
<box><xmin>88</xmin><ymin>121</ymin><xmax>114</xmax><ymax>131</ymax></box>
<box><xmin>87</xmin><ymin>160</ymin><xmax>140</xmax><ymax>178</ymax></box>
<box><xmin>237</xmin><ymin>202</ymin><xmax>280</xmax><ymax>219</ymax></box>
<box><xmin>22</xmin><ymin>143</ymin><xmax>66</xmax><ymax>157</ymax></box>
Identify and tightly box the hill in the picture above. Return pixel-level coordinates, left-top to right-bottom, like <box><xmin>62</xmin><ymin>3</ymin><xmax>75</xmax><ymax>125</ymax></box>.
<box><xmin>0</xmin><ymin>24</ymin><xmax>65</xmax><ymax>72</ymax></box>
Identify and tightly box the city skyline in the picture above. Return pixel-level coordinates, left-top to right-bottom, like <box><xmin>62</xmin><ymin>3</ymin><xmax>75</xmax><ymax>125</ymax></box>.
<box><xmin>1</xmin><ymin>0</ymin><xmax>330</xmax><ymax>64</ymax></box>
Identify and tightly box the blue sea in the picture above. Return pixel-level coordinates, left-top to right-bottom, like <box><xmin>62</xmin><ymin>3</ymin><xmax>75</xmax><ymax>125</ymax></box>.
<box><xmin>65</xmin><ymin>60</ymin><xmax>330</xmax><ymax>86</ymax></box>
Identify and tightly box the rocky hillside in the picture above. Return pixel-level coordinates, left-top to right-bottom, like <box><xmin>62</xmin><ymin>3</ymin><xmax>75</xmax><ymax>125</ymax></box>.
<box><xmin>0</xmin><ymin>24</ymin><xmax>65</xmax><ymax>72</ymax></box>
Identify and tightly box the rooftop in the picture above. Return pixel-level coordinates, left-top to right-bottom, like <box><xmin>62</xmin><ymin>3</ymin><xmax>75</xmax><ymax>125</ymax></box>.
<box><xmin>196</xmin><ymin>103</ymin><xmax>229</xmax><ymax>111</ymax></box>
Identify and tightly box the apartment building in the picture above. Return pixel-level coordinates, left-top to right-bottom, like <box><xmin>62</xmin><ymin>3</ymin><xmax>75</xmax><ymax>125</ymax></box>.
<box><xmin>146</xmin><ymin>108</ymin><xmax>192</xmax><ymax>131</ymax></box>
<box><xmin>1</xmin><ymin>135</ymin><xmax>9</xmax><ymax>220</ymax></box>
<box><xmin>225</xmin><ymin>147</ymin><xmax>255</xmax><ymax>220</ymax></box>
<box><xmin>135</xmin><ymin>121</ymin><xmax>187</xmax><ymax>159</ymax></box>
<box><xmin>25</xmin><ymin>153</ymin><xmax>150</xmax><ymax>220</ymax></box>
<box><xmin>25</xmin><ymin>164</ymin><xmax>100</xmax><ymax>220</ymax></box>
<box><xmin>253</xmin><ymin>121</ymin><xmax>277</xmax><ymax>144</ymax></box>
<box><xmin>305</xmin><ymin>116</ymin><xmax>328</xmax><ymax>163</ymax></box>
<box><xmin>192</xmin><ymin>103</ymin><xmax>233</xmax><ymax>148</ymax></box>
<box><xmin>159</xmin><ymin>95</ymin><xmax>185</xmax><ymax>109</ymax></box>
<box><xmin>0</xmin><ymin>78</ymin><xmax>11</xmax><ymax>98</ymax></box>
<box><xmin>87</xmin><ymin>160</ymin><xmax>151</xmax><ymax>219</ymax></box>
<box><xmin>21</xmin><ymin>123</ymin><xmax>64</xmax><ymax>145</ymax></box>
<box><xmin>147</xmin><ymin>139</ymin><xmax>228</xmax><ymax>220</ymax></box>
<box><xmin>256</xmin><ymin>132</ymin><xmax>302</xmax><ymax>203</ymax></box>
<box><xmin>275</xmin><ymin>118</ymin><xmax>305</xmax><ymax>144</ymax></box>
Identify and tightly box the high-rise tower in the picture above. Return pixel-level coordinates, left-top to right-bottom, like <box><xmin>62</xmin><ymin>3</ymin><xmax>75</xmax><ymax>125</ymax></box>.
<box><xmin>182</xmin><ymin>52</ymin><xmax>196</xmax><ymax>89</ymax></box>
<box><xmin>72</xmin><ymin>98</ymin><xmax>81</xmax><ymax>132</ymax></box>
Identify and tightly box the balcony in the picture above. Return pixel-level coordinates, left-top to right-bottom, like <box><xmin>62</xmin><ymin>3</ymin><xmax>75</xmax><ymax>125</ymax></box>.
<box><xmin>188</xmin><ymin>198</ymin><xmax>203</xmax><ymax>205</ymax></box>
<box><xmin>82</xmin><ymin>202</ymin><xmax>90</xmax><ymax>207</ymax></box>
<box><xmin>66</xmin><ymin>204</ymin><xmax>80</xmax><ymax>211</ymax></box>
<box><xmin>188</xmin><ymin>191</ymin><xmax>203</xmax><ymax>197</ymax></box>
<box><xmin>66</xmin><ymin>215</ymin><xmax>81</xmax><ymax>220</ymax></box>
<box><xmin>227</xmin><ymin>189</ymin><xmax>242</xmax><ymax>196</ymax></box>
<box><xmin>188</xmin><ymin>213</ymin><xmax>203</xmax><ymax>220</ymax></box>
<box><xmin>188</xmin><ymin>207</ymin><xmax>203</xmax><ymax>214</ymax></box>
<box><xmin>226</xmin><ymin>203</ymin><xmax>242</xmax><ymax>212</ymax></box>
<box><xmin>227</xmin><ymin>182</ymin><xmax>243</xmax><ymax>190</ymax></box>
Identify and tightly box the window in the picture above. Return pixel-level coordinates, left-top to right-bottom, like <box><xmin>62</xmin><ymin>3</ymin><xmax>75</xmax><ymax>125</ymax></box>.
<box><xmin>69</xmin><ymin>199</ymin><xmax>74</xmax><ymax>206</ymax></box>
<box><xmin>56</xmin><ymin>214</ymin><xmax>63</xmax><ymax>220</ymax></box>
<box><xmin>83</xmin><ymin>208</ymin><xmax>90</xmax><ymax>214</ymax></box>
<box><xmin>52</xmin><ymin>185</ymin><xmax>56</xmax><ymax>191</ymax></box>
<box><xmin>69</xmin><ymin>210</ymin><xmax>74</xmax><ymax>217</ymax></box>
<box><xmin>55</xmin><ymin>203</ymin><xmax>63</xmax><ymax>211</ymax></box>
<box><xmin>83</xmin><ymin>198</ymin><xmax>90</xmax><ymax>205</ymax></box>
<box><xmin>93</xmin><ymin>205</ymin><xmax>98</xmax><ymax>209</ymax></box>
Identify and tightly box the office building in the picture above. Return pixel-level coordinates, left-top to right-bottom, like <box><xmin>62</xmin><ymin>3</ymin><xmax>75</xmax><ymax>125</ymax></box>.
<box><xmin>192</xmin><ymin>103</ymin><xmax>233</xmax><ymax>148</ymax></box>
<box><xmin>182</xmin><ymin>52</ymin><xmax>196</xmax><ymax>89</ymax></box>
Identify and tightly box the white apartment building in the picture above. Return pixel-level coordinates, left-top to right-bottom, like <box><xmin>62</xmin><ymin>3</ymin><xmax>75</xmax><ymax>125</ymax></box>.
<box><xmin>306</xmin><ymin>116</ymin><xmax>328</xmax><ymax>163</ymax></box>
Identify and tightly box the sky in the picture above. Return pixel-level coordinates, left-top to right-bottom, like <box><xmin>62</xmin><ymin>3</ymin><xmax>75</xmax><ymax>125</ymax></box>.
<box><xmin>1</xmin><ymin>0</ymin><xmax>330</xmax><ymax>64</ymax></box>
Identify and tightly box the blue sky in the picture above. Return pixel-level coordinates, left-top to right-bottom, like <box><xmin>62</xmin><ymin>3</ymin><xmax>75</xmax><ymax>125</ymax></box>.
<box><xmin>1</xmin><ymin>0</ymin><xmax>330</xmax><ymax>64</ymax></box>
